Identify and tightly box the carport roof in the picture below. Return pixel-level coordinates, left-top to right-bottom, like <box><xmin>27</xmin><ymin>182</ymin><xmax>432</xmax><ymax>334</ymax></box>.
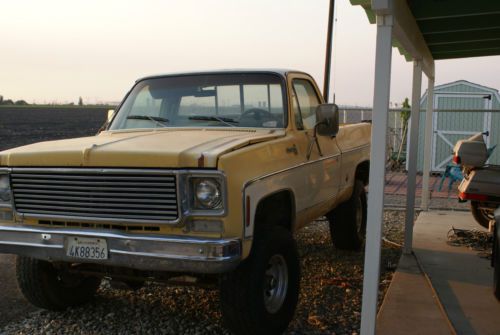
<box><xmin>352</xmin><ymin>0</ymin><xmax>500</xmax><ymax>60</ymax></box>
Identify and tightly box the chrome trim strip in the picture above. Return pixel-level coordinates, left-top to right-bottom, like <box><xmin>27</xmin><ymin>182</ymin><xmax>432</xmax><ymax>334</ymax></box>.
<box><xmin>11</xmin><ymin>168</ymin><xmax>180</xmax><ymax>175</ymax></box>
<box><xmin>340</xmin><ymin>143</ymin><xmax>370</xmax><ymax>154</ymax></box>
<box><xmin>244</xmin><ymin>152</ymin><xmax>342</xmax><ymax>188</ymax></box>
<box><xmin>109</xmin><ymin>249</ymin><xmax>236</xmax><ymax>262</ymax></box>
<box><xmin>0</xmin><ymin>241</ymin><xmax>62</xmax><ymax>249</ymax></box>
<box><xmin>19</xmin><ymin>213</ymin><xmax>176</xmax><ymax>225</ymax></box>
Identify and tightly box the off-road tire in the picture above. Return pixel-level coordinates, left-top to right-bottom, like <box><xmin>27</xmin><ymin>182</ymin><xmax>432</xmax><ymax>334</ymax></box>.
<box><xmin>470</xmin><ymin>201</ymin><xmax>494</xmax><ymax>229</ymax></box>
<box><xmin>327</xmin><ymin>180</ymin><xmax>367</xmax><ymax>251</ymax></box>
<box><xmin>494</xmin><ymin>222</ymin><xmax>500</xmax><ymax>300</ymax></box>
<box><xmin>220</xmin><ymin>227</ymin><xmax>300</xmax><ymax>335</ymax></box>
<box><xmin>16</xmin><ymin>256</ymin><xmax>101</xmax><ymax>310</ymax></box>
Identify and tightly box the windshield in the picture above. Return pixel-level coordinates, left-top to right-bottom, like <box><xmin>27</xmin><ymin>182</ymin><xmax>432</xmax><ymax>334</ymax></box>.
<box><xmin>109</xmin><ymin>73</ymin><xmax>287</xmax><ymax>130</ymax></box>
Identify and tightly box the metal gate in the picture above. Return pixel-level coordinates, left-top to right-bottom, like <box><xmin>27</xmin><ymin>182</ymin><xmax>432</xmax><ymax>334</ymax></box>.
<box><xmin>431</xmin><ymin>94</ymin><xmax>492</xmax><ymax>171</ymax></box>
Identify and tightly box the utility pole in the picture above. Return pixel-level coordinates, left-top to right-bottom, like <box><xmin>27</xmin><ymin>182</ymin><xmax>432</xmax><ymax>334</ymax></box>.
<box><xmin>323</xmin><ymin>0</ymin><xmax>335</xmax><ymax>103</ymax></box>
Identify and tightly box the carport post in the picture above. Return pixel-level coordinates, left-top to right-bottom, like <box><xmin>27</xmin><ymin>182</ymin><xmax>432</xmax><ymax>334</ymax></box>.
<box><xmin>421</xmin><ymin>78</ymin><xmax>435</xmax><ymax>210</ymax></box>
<box><xmin>404</xmin><ymin>60</ymin><xmax>422</xmax><ymax>254</ymax></box>
<box><xmin>360</xmin><ymin>12</ymin><xmax>393</xmax><ymax>335</ymax></box>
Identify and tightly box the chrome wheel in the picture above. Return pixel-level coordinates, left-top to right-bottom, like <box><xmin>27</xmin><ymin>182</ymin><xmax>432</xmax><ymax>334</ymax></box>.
<box><xmin>263</xmin><ymin>254</ymin><xmax>288</xmax><ymax>314</ymax></box>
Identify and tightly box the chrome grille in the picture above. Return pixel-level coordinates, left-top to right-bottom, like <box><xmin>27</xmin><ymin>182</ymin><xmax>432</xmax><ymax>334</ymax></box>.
<box><xmin>11</xmin><ymin>169</ymin><xmax>179</xmax><ymax>223</ymax></box>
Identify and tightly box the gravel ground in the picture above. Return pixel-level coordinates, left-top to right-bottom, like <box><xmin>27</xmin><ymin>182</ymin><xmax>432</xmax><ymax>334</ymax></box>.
<box><xmin>447</xmin><ymin>227</ymin><xmax>493</xmax><ymax>259</ymax></box>
<box><xmin>0</xmin><ymin>211</ymin><xmax>406</xmax><ymax>335</ymax></box>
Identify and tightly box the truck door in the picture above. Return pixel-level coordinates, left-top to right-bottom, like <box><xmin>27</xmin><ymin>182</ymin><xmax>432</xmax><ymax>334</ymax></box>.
<box><xmin>290</xmin><ymin>76</ymin><xmax>342</xmax><ymax>208</ymax></box>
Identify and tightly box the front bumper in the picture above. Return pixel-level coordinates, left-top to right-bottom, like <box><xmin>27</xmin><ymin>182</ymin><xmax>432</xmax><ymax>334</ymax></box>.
<box><xmin>0</xmin><ymin>224</ymin><xmax>241</xmax><ymax>274</ymax></box>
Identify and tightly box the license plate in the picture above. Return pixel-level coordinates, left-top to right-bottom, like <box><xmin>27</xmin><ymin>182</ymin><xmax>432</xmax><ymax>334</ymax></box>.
<box><xmin>66</xmin><ymin>236</ymin><xmax>108</xmax><ymax>260</ymax></box>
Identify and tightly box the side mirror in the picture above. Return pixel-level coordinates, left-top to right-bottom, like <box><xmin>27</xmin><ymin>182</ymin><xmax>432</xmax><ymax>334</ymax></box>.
<box><xmin>97</xmin><ymin>109</ymin><xmax>116</xmax><ymax>134</ymax></box>
<box><xmin>315</xmin><ymin>104</ymin><xmax>339</xmax><ymax>137</ymax></box>
<box><xmin>107</xmin><ymin>109</ymin><xmax>116</xmax><ymax>122</ymax></box>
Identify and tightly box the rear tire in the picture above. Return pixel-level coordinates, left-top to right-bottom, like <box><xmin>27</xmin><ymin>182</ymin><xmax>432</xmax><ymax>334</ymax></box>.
<box><xmin>470</xmin><ymin>201</ymin><xmax>494</xmax><ymax>229</ymax></box>
<box><xmin>220</xmin><ymin>227</ymin><xmax>300</xmax><ymax>335</ymax></box>
<box><xmin>16</xmin><ymin>256</ymin><xmax>101</xmax><ymax>310</ymax></box>
<box><xmin>327</xmin><ymin>180</ymin><xmax>367</xmax><ymax>251</ymax></box>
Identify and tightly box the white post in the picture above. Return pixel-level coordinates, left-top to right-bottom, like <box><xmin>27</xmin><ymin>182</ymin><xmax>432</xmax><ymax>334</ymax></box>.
<box><xmin>403</xmin><ymin>60</ymin><xmax>423</xmax><ymax>254</ymax></box>
<box><xmin>360</xmin><ymin>13</ymin><xmax>393</xmax><ymax>335</ymax></box>
<box><xmin>421</xmin><ymin>77</ymin><xmax>435</xmax><ymax>210</ymax></box>
<box><xmin>343</xmin><ymin>110</ymin><xmax>347</xmax><ymax>123</ymax></box>
<box><xmin>361</xmin><ymin>110</ymin><xmax>365</xmax><ymax>121</ymax></box>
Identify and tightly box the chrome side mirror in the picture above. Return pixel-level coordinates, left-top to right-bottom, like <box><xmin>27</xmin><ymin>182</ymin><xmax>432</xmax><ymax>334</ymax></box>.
<box><xmin>316</xmin><ymin>104</ymin><xmax>339</xmax><ymax>137</ymax></box>
<box><xmin>107</xmin><ymin>109</ymin><xmax>116</xmax><ymax>123</ymax></box>
<box><xmin>306</xmin><ymin>104</ymin><xmax>340</xmax><ymax>160</ymax></box>
<box><xmin>97</xmin><ymin>110</ymin><xmax>116</xmax><ymax>134</ymax></box>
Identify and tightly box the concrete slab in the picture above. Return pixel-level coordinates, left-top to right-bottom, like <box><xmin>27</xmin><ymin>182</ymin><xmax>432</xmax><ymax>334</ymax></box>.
<box><xmin>413</xmin><ymin>211</ymin><xmax>500</xmax><ymax>335</ymax></box>
<box><xmin>377</xmin><ymin>253</ymin><xmax>453</xmax><ymax>335</ymax></box>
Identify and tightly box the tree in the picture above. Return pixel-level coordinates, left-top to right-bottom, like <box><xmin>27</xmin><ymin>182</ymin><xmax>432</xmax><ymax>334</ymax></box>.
<box><xmin>395</xmin><ymin>98</ymin><xmax>411</xmax><ymax>164</ymax></box>
<box><xmin>78</xmin><ymin>96</ymin><xmax>83</xmax><ymax>106</ymax></box>
<box><xmin>14</xmin><ymin>100</ymin><xmax>28</xmax><ymax>105</ymax></box>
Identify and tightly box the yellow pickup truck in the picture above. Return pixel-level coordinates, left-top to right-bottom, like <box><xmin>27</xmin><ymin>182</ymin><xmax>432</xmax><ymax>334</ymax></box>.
<box><xmin>0</xmin><ymin>70</ymin><xmax>370</xmax><ymax>334</ymax></box>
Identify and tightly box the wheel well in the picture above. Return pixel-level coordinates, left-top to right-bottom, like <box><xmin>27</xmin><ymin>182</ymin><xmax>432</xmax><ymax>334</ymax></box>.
<box><xmin>355</xmin><ymin>160</ymin><xmax>370</xmax><ymax>185</ymax></box>
<box><xmin>254</xmin><ymin>190</ymin><xmax>295</xmax><ymax>233</ymax></box>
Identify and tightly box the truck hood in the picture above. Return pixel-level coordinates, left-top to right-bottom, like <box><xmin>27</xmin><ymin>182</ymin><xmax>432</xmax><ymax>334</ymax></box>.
<box><xmin>0</xmin><ymin>128</ymin><xmax>285</xmax><ymax>168</ymax></box>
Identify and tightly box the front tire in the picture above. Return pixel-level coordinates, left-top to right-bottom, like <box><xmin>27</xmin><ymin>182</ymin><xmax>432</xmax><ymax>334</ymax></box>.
<box><xmin>470</xmin><ymin>201</ymin><xmax>494</xmax><ymax>229</ymax></box>
<box><xmin>327</xmin><ymin>180</ymin><xmax>367</xmax><ymax>250</ymax></box>
<box><xmin>494</xmin><ymin>222</ymin><xmax>500</xmax><ymax>300</ymax></box>
<box><xmin>16</xmin><ymin>256</ymin><xmax>101</xmax><ymax>310</ymax></box>
<box><xmin>220</xmin><ymin>227</ymin><xmax>300</xmax><ymax>335</ymax></box>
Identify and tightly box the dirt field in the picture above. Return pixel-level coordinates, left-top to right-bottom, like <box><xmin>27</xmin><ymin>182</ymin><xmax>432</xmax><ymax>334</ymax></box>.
<box><xmin>0</xmin><ymin>106</ymin><xmax>109</xmax><ymax>326</ymax></box>
<box><xmin>0</xmin><ymin>106</ymin><xmax>109</xmax><ymax>151</ymax></box>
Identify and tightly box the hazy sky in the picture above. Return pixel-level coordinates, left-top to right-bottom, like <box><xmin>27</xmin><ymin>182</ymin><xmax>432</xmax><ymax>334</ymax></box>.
<box><xmin>2</xmin><ymin>0</ymin><xmax>500</xmax><ymax>106</ymax></box>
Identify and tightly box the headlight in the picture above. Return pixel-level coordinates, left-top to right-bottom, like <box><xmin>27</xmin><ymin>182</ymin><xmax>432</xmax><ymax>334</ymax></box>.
<box><xmin>193</xmin><ymin>178</ymin><xmax>223</xmax><ymax>209</ymax></box>
<box><xmin>0</xmin><ymin>174</ymin><xmax>11</xmax><ymax>203</ymax></box>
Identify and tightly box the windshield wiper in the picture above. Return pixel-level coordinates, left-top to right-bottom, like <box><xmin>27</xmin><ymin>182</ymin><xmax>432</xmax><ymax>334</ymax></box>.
<box><xmin>127</xmin><ymin>115</ymin><xmax>169</xmax><ymax>127</ymax></box>
<box><xmin>188</xmin><ymin>115</ymin><xmax>238</xmax><ymax>127</ymax></box>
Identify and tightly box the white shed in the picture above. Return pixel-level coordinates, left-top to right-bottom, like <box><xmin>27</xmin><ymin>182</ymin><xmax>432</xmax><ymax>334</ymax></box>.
<box><xmin>408</xmin><ymin>80</ymin><xmax>500</xmax><ymax>172</ymax></box>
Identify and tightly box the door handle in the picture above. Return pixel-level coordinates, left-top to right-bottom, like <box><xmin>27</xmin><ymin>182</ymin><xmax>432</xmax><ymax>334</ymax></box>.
<box><xmin>286</xmin><ymin>144</ymin><xmax>298</xmax><ymax>155</ymax></box>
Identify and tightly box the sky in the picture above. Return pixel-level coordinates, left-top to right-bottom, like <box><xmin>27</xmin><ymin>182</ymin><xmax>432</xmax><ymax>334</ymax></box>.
<box><xmin>2</xmin><ymin>0</ymin><xmax>500</xmax><ymax>106</ymax></box>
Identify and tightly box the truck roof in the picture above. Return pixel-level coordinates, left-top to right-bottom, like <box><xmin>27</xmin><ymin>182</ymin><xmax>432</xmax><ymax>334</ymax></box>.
<box><xmin>136</xmin><ymin>69</ymin><xmax>308</xmax><ymax>82</ymax></box>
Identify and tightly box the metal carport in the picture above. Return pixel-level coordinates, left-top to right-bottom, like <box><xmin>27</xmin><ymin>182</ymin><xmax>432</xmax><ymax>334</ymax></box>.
<box><xmin>347</xmin><ymin>1</ymin><xmax>500</xmax><ymax>333</ymax></box>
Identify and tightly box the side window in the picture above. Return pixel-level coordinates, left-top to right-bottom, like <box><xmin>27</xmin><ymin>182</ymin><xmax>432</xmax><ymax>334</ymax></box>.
<box><xmin>293</xmin><ymin>79</ymin><xmax>320</xmax><ymax>129</ymax></box>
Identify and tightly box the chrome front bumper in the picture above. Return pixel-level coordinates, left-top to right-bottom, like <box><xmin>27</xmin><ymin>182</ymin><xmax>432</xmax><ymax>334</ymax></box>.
<box><xmin>0</xmin><ymin>224</ymin><xmax>241</xmax><ymax>274</ymax></box>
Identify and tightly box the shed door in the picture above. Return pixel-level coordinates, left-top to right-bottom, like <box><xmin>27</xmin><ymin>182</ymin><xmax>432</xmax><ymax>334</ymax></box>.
<box><xmin>432</xmin><ymin>94</ymin><xmax>492</xmax><ymax>171</ymax></box>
